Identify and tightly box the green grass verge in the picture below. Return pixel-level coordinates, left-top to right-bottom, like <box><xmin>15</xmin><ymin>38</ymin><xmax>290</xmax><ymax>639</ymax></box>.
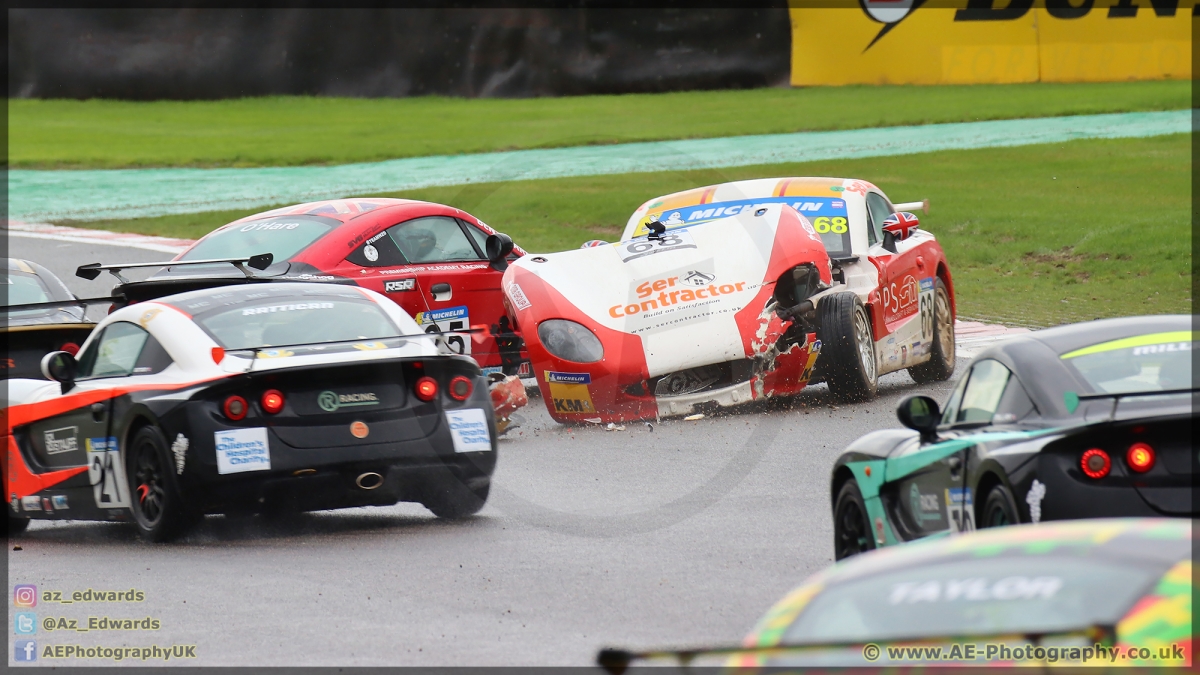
<box><xmin>66</xmin><ymin>134</ymin><xmax>1190</xmax><ymax>327</ymax></box>
<box><xmin>10</xmin><ymin>80</ymin><xmax>1189</xmax><ymax>169</ymax></box>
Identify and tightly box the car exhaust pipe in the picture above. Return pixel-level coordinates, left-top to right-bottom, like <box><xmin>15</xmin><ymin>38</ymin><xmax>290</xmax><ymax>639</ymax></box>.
<box><xmin>355</xmin><ymin>472</ymin><xmax>384</xmax><ymax>490</ymax></box>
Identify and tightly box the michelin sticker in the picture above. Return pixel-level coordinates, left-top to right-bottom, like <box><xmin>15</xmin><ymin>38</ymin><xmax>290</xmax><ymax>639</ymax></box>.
<box><xmin>215</xmin><ymin>427</ymin><xmax>271</xmax><ymax>474</ymax></box>
<box><xmin>445</xmin><ymin>409</ymin><xmax>492</xmax><ymax>453</ymax></box>
<box><xmin>416</xmin><ymin>305</ymin><xmax>470</xmax><ymax>355</ymax></box>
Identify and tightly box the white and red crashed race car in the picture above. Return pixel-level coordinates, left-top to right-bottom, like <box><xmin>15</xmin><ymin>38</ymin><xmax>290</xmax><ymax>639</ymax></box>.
<box><xmin>502</xmin><ymin>177</ymin><xmax>957</xmax><ymax>424</ymax></box>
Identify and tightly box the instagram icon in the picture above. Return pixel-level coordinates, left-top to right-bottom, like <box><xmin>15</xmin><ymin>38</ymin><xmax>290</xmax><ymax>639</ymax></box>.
<box><xmin>14</xmin><ymin>584</ymin><xmax>37</xmax><ymax>608</ymax></box>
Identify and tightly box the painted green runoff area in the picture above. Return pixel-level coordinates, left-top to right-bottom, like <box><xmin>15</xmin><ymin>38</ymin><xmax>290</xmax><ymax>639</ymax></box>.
<box><xmin>68</xmin><ymin>133</ymin><xmax>1190</xmax><ymax>328</ymax></box>
<box><xmin>9</xmin><ymin>80</ymin><xmax>1188</xmax><ymax>169</ymax></box>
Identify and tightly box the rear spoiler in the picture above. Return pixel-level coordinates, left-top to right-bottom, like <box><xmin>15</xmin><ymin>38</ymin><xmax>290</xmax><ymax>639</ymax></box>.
<box><xmin>2</xmin><ymin>297</ymin><xmax>117</xmax><ymax>312</ymax></box>
<box><xmin>77</xmin><ymin>253</ymin><xmax>273</xmax><ymax>284</ymax></box>
<box><xmin>893</xmin><ymin>199</ymin><xmax>930</xmax><ymax>214</ymax></box>
<box><xmin>598</xmin><ymin>624</ymin><xmax>1113</xmax><ymax>672</ymax></box>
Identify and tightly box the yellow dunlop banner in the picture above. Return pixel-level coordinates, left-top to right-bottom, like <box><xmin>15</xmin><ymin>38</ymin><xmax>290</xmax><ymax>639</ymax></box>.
<box><xmin>789</xmin><ymin>1</ymin><xmax>1193</xmax><ymax>85</ymax></box>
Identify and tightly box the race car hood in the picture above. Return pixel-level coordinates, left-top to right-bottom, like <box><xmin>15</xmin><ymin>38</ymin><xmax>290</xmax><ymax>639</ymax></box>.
<box><xmin>504</xmin><ymin>204</ymin><xmax>832</xmax><ymax>377</ymax></box>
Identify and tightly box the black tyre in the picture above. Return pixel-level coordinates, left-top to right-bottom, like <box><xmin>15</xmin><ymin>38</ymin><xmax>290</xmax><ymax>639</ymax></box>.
<box><xmin>8</xmin><ymin>513</ymin><xmax>30</xmax><ymax>536</ymax></box>
<box><xmin>817</xmin><ymin>292</ymin><xmax>878</xmax><ymax>402</ymax></box>
<box><xmin>127</xmin><ymin>426</ymin><xmax>200</xmax><ymax>542</ymax></box>
<box><xmin>909</xmin><ymin>277</ymin><xmax>956</xmax><ymax>384</ymax></box>
<box><xmin>423</xmin><ymin>478</ymin><xmax>490</xmax><ymax>520</ymax></box>
<box><xmin>979</xmin><ymin>484</ymin><xmax>1020</xmax><ymax>529</ymax></box>
<box><xmin>833</xmin><ymin>479</ymin><xmax>876</xmax><ymax>561</ymax></box>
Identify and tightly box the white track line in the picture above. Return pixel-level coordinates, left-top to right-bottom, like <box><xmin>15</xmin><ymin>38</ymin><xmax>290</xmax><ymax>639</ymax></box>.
<box><xmin>5</xmin><ymin>221</ymin><xmax>193</xmax><ymax>254</ymax></box>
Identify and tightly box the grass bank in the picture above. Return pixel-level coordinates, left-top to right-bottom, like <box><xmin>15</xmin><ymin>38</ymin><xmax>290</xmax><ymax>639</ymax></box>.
<box><xmin>10</xmin><ymin>80</ymin><xmax>1189</xmax><ymax>169</ymax></box>
<box><xmin>67</xmin><ymin>134</ymin><xmax>1190</xmax><ymax>326</ymax></box>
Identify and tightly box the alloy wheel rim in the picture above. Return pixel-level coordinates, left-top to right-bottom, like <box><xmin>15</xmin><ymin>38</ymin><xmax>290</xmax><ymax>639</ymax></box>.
<box><xmin>854</xmin><ymin>307</ymin><xmax>876</xmax><ymax>382</ymax></box>
<box><xmin>838</xmin><ymin>500</ymin><xmax>869</xmax><ymax>555</ymax></box>
<box><xmin>135</xmin><ymin>442</ymin><xmax>166</xmax><ymax>527</ymax></box>
<box><xmin>936</xmin><ymin>288</ymin><xmax>954</xmax><ymax>362</ymax></box>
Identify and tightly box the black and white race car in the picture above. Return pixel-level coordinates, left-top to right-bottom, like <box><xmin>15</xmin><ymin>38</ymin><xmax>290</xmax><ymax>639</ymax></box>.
<box><xmin>5</xmin><ymin>280</ymin><xmax>496</xmax><ymax>541</ymax></box>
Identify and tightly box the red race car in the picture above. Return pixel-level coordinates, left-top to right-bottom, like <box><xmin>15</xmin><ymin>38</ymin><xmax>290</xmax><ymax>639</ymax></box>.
<box><xmin>503</xmin><ymin>177</ymin><xmax>957</xmax><ymax>424</ymax></box>
<box><xmin>154</xmin><ymin>198</ymin><xmax>530</xmax><ymax>380</ymax></box>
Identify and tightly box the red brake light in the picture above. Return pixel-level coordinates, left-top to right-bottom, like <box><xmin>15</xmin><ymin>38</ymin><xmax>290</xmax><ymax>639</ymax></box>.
<box><xmin>261</xmin><ymin>389</ymin><xmax>285</xmax><ymax>414</ymax></box>
<box><xmin>415</xmin><ymin>376</ymin><xmax>438</xmax><ymax>402</ymax></box>
<box><xmin>448</xmin><ymin>376</ymin><xmax>473</xmax><ymax>401</ymax></box>
<box><xmin>223</xmin><ymin>395</ymin><xmax>248</xmax><ymax>421</ymax></box>
<box><xmin>60</xmin><ymin>342</ymin><xmax>80</xmax><ymax>356</ymax></box>
<box><xmin>1126</xmin><ymin>443</ymin><xmax>1155</xmax><ymax>473</ymax></box>
<box><xmin>1080</xmin><ymin>448</ymin><xmax>1111</xmax><ymax>479</ymax></box>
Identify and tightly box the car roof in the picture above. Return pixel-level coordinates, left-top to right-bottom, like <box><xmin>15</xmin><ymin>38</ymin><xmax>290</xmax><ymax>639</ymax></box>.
<box><xmin>5</xmin><ymin>257</ymin><xmax>76</xmax><ymax>302</ymax></box>
<box><xmin>229</xmin><ymin>198</ymin><xmax>428</xmax><ymax>226</ymax></box>
<box><xmin>153</xmin><ymin>281</ymin><xmax>373</xmax><ymax>312</ymax></box>
<box><xmin>816</xmin><ymin>518</ymin><xmax>1189</xmax><ymax>587</ymax></box>
<box><xmin>967</xmin><ymin>315</ymin><xmax>1192</xmax><ymax>413</ymax></box>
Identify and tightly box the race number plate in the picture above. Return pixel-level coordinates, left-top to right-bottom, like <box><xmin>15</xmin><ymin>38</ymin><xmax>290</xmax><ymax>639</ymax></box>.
<box><xmin>416</xmin><ymin>305</ymin><xmax>471</xmax><ymax>355</ymax></box>
<box><xmin>618</xmin><ymin>231</ymin><xmax>697</xmax><ymax>263</ymax></box>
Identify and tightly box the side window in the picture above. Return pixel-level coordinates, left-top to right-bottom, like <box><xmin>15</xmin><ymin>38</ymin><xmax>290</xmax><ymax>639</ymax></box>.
<box><xmin>388</xmin><ymin>216</ymin><xmax>483</xmax><ymax>263</ymax></box>
<box><xmin>864</xmin><ymin>193</ymin><xmax>891</xmax><ymax>247</ymax></box>
<box><xmin>131</xmin><ymin>335</ymin><xmax>174</xmax><ymax>376</ymax></box>
<box><xmin>462</xmin><ymin>220</ymin><xmax>491</xmax><ymax>252</ymax></box>
<box><xmin>77</xmin><ymin>322</ymin><xmax>152</xmax><ymax>379</ymax></box>
<box><xmin>346</xmin><ymin>230</ymin><xmax>406</xmax><ymax>267</ymax></box>
<box><xmin>952</xmin><ymin>359</ymin><xmax>1012</xmax><ymax>425</ymax></box>
<box><xmin>993</xmin><ymin>376</ymin><xmax>1038</xmax><ymax>424</ymax></box>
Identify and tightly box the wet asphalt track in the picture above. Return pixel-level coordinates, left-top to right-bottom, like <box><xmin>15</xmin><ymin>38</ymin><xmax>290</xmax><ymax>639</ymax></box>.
<box><xmin>6</xmin><ymin>237</ymin><xmax>965</xmax><ymax>667</ymax></box>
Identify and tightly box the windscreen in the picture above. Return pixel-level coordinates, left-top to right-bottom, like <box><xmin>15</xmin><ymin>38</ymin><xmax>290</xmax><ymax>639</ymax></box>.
<box><xmin>178</xmin><ymin>215</ymin><xmax>340</xmax><ymax>264</ymax></box>
<box><xmin>632</xmin><ymin>197</ymin><xmax>851</xmax><ymax>257</ymax></box>
<box><xmin>782</xmin><ymin>557</ymin><xmax>1161</xmax><ymax>643</ymax></box>
<box><xmin>176</xmin><ymin>288</ymin><xmax>400</xmax><ymax>350</ymax></box>
<box><xmin>1061</xmin><ymin>331</ymin><xmax>1194</xmax><ymax>394</ymax></box>
<box><xmin>4</xmin><ymin>272</ymin><xmax>53</xmax><ymax>305</ymax></box>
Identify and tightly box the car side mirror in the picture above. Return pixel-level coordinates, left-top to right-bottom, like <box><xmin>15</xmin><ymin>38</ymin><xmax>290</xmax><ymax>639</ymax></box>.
<box><xmin>897</xmin><ymin>395</ymin><xmax>941</xmax><ymax>443</ymax></box>
<box><xmin>41</xmin><ymin>350</ymin><xmax>78</xmax><ymax>394</ymax></box>
<box><xmin>486</xmin><ymin>233</ymin><xmax>515</xmax><ymax>272</ymax></box>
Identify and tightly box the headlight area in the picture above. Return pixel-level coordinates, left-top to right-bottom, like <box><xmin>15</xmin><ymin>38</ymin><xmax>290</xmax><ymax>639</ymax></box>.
<box><xmin>537</xmin><ymin>319</ymin><xmax>604</xmax><ymax>363</ymax></box>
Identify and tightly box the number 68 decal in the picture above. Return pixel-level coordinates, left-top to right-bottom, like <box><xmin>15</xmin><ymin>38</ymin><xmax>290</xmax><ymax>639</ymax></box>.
<box><xmin>811</xmin><ymin>217</ymin><xmax>849</xmax><ymax>234</ymax></box>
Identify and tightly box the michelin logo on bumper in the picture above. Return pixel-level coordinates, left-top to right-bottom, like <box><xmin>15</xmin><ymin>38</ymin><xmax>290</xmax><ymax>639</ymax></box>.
<box><xmin>445</xmin><ymin>409</ymin><xmax>492</xmax><ymax>453</ymax></box>
<box><xmin>214</xmin><ymin>428</ymin><xmax>271</xmax><ymax>474</ymax></box>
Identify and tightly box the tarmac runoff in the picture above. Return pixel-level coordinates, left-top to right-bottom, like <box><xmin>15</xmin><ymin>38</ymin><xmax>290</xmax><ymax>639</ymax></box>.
<box><xmin>7</xmin><ymin>110</ymin><xmax>1189</xmax><ymax>222</ymax></box>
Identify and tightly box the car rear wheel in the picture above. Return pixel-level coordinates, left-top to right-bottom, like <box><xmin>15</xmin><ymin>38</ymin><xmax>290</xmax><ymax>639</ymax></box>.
<box><xmin>833</xmin><ymin>479</ymin><xmax>875</xmax><ymax>560</ymax></box>
<box><xmin>817</xmin><ymin>292</ymin><xmax>878</xmax><ymax>402</ymax></box>
<box><xmin>423</xmin><ymin>477</ymin><xmax>490</xmax><ymax>520</ymax></box>
<box><xmin>909</xmin><ymin>278</ymin><xmax>955</xmax><ymax>384</ymax></box>
<box><xmin>128</xmin><ymin>426</ymin><xmax>200</xmax><ymax>542</ymax></box>
<box><xmin>979</xmin><ymin>484</ymin><xmax>1020</xmax><ymax>528</ymax></box>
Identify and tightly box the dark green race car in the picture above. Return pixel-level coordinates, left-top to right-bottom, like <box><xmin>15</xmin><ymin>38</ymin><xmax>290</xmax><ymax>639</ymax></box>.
<box><xmin>829</xmin><ymin>314</ymin><xmax>1194</xmax><ymax>560</ymax></box>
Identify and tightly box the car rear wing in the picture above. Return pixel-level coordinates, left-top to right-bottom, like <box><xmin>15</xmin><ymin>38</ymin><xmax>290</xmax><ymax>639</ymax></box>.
<box><xmin>893</xmin><ymin>199</ymin><xmax>930</xmax><ymax>214</ymax></box>
<box><xmin>77</xmin><ymin>253</ymin><xmax>274</xmax><ymax>284</ymax></box>
<box><xmin>2</xmin><ymin>296</ymin><xmax>118</xmax><ymax>313</ymax></box>
<box><xmin>597</xmin><ymin>624</ymin><xmax>1113</xmax><ymax>672</ymax></box>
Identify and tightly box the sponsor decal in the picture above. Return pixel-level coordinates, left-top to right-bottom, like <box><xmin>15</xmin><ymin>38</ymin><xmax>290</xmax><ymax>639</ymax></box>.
<box><xmin>611</xmin><ymin>272</ymin><xmax>749</xmax><ymax>319</ymax></box>
<box><xmin>52</xmin><ymin>495</ymin><xmax>69</xmax><ymax>510</ymax></box>
<box><xmin>517</xmin><ymin>361</ymin><xmax>532</xmax><ymax>377</ymax></box>
<box><xmin>919</xmin><ymin>277</ymin><xmax>935</xmax><ymax>291</ymax></box>
<box><xmin>882</xmin><ymin>274</ymin><xmax>921</xmax><ymax>323</ymax></box>
<box><xmin>384</xmin><ymin>278</ymin><xmax>415</xmax><ymax>293</ymax></box>
<box><xmin>214</xmin><ymin>428</ymin><xmax>271</xmax><ymax>475</ymax></box>
<box><xmin>43</xmin><ymin>426</ymin><xmax>79</xmax><ymax>455</ymax></box>
<box><xmin>349</xmin><ymin>421</ymin><xmax>370</xmax><ymax>439</ymax></box>
<box><xmin>618</xmin><ymin>231</ymin><xmax>697</xmax><ymax>263</ymax></box>
<box><xmin>546</xmin><ymin>371</ymin><xmax>591</xmax><ymax>385</ymax></box>
<box><xmin>22</xmin><ymin>496</ymin><xmax>42</xmax><ymax>512</ymax></box>
<box><xmin>946</xmin><ymin>487</ymin><xmax>975</xmax><ymax>533</ymax></box>
<box><xmin>888</xmin><ymin>576</ymin><xmax>1062</xmax><ymax>604</ymax></box>
<box><xmin>507</xmin><ymin>283</ymin><xmax>532</xmax><ymax>310</ymax></box>
<box><xmin>1026</xmin><ymin>479</ymin><xmax>1047</xmax><ymax>524</ymax></box>
<box><xmin>137</xmin><ymin>308</ymin><xmax>162</xmax><ymax>328</ymax></box>
<box><xmin>317</xmin><ymin>390</ymin><xmax>380</xmax><ymax>412</ymax></box>
<box><xmin>42</xmin><ymin>497</ymin><xmax>53</xmax><ymax>512</ymax></box>
<box><xmin>832</xmin><ymin>200</ymin><xmax>845</xmax><ymax>208</ymax></box>
<box><xmin>1132</xmin><ymin>342</ymin><xmax>1194</xmax><ymax>356</ymax></box>
<box><xmin>367</xmin><ymin>230</ymin><xmax>388</xmax><ymax>245</ymax></box>
<box><xmin>909</xmin><ymin>483</ymin><xmax>941</xmax><ymax>524</ymax></box>
<box><xmin>256</xmin><ymin>349</ymin><xmax>295</xmax><ymax>359</ymax></box>
<box><xmin>241</xmin><ymin>220</ymin><xmax>301</xmax><ymax>232</ymax></box>
<box><xmin>352</xmin><ymin>341</ymin><xmax>388</xmax><ymax>350</ymax></box>
<box><xmin>86</xmin><ymin>437</ymin><xmax>130</xmax><ymax>509</ymax></box>
<box><xmin>363</xmin><ymin>244</ymin><xmax>379</xmax><ymax>262</ymax></box>
<box><xmin>171</xmin><ymin>434</ymin><xmax>189</xmax><ymax>475</ymax></box>
<box><xmin>446</xmin><ymin>409</ymin><xmax>492</xmax><ymax>453</ymax></box>
<box><xmin>546</xmin><ymin>371</ymin><xmax>595</xmax><ymax>414</ymax></box>
<box><xmin>242</xmin><ymin>302</ymin><xmax>334</xmax><ymax>316</ymax></box>
<box><xmin>416</xmin><ymin>305</ymin><xmax>470</xmax><ymax>355</ymax></box>
<box><xmin>10</xmin><ymin>494</ymin><xmax>18</xmax><ymax>513</ymax></box>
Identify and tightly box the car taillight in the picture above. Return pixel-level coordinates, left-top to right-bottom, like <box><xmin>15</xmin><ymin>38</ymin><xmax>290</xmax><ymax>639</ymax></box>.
<box><xmin>1126</xmin><ymin>443</ymin><xmax>1155</xmax><ymax>473</ymax></box>
<box><xmin>60</xmin><ymin>342</ymin><xmax>80</xmax><ymax>356</ymax></box>
<box><xmin>261</xmin><ymin>389</ymin><xmax>285</xmax><ymax>414</ymax></box>
<box><xmin>223</xmin><ymin>395</ymin><xmax>248</xmax><ymax>421</ymax></box>
<box><xmin>415</xmin><ymin>376</ymin><xmax>438</xmax><ymax>402</ymax></box>
<box><xmin>1080</xmin><ymin>448</ymin><xmax>1110</xmax><ymax>479</ymax></box>
<box><xmin>448</xmin><ymin>376</ymin><xmax>473</xmax><ymax>401</ymax></box>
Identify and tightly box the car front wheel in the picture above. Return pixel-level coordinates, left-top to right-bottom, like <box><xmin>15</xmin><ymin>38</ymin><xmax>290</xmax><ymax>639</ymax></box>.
<box><xmin>833</xmin><ymin>479</ymin><xmax>876</xmax><ymax>560</ymax></box>
<box><xmin>979</xmin><ymin>484</ymin><xmax>1020</xmax><ymax>528</ymax></box>
<box><xmin>817</xmin><ymin>292</ymin><xmax>878</xmax><ymax>402</ymax></box>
